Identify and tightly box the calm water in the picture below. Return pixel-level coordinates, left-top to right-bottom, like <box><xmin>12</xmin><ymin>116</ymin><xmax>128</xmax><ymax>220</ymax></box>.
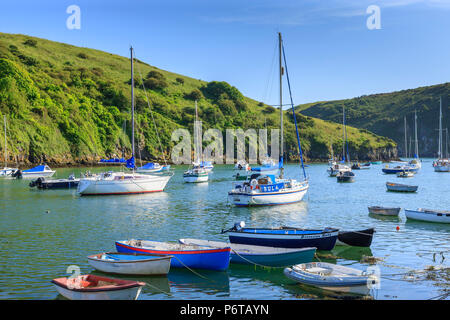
<box><xmin>0</xmin><ymin>160</ymin><xmax>449</xmax><ymax>300</ymax></box>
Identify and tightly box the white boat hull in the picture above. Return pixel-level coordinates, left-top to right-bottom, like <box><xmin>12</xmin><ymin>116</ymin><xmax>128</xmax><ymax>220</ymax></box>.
<box><xmin>434</xmin><ymin>165</ymin><xmax>450</xmax><ymax>172</ymax></box>
<box><xmin>183</xmin><ymin>175</ymin><xmax>208</xmax><ymax>183</ymax></box>
<box><xmin>78</xmin><ymin>174</ymin><xmax>171</xmax><ymax>195</ymax></box>
<box><xmin>88</xmin><ymin>257</ymin><xmax>171</xmax><ymax>275</ymax></box>
<box><xmin>0</xmin><ymin>167</ymin><xmax>18</xmax><ymax>177</ymax></box>
<box><xmin>229</xmin><ymin>183</ymin><xmax>308</xmax><ymax>206</ymax></box>
<box><xmin>405</xmin><ymin>209</ymin><xmax>450</xmax><ymax>224</ymax></box>
<box><xmin>54</xmin><ymin>284</ymin><xmax>143</xmax><ymax>300</ymax></box>
<box><xmin>21</xmin><ymin>171</ymin><xmax>56</xmax><ymax>179</ymax></box>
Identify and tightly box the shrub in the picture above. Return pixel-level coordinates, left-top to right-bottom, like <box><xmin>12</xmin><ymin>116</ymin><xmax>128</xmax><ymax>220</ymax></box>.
<box><xmin>202</xmin><ymin>81</ymin><xmax>244</xmax><ymax>102</ymax></box>
<box><xmin>175</xmin><ymin>77</ymin><xmax>184</xmax><ymax>84</ymax></box>
<box><xmin>144</xmin><ymin>77</ymin><xmax>168</xmax><ymax>90</ymax></box>
<box><xmin>146</xmin><ymin>70</ymin><xmax>164</xmax><ymax>80</ymax></box>
<box><xmin>185</xmin><ymin>88</ymin><xmax>203</xmax><ymax>101</ymax></box>
<box><xmin>23</xmin><ymin>39</ymin><xmax>37</xmax><ymax>47</ymax></box>
<box><xmin>263</xmin><ymin>105</ymin><xmax>276</xmax><ymax>113</ymax></box>
<box><xmin>77</xmin><ymin>52</ymin><xmax>88</xmax><ymax>59</ymax></box>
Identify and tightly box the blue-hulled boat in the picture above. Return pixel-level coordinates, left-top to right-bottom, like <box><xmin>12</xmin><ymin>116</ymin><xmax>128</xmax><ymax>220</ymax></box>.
<box><xmin>115</xmin><ymin>240</ymin><xmax>231</xmax><ymax>271</ymax></box>
<box><xmin>179</xmin><ymin>238</ymin><xmax>316</xmax><ymax>267</ymax></box>
<box><xmin>222</xmin><ymin>222</ymin><xmax>339</xmax><ymax>251</ymax></box>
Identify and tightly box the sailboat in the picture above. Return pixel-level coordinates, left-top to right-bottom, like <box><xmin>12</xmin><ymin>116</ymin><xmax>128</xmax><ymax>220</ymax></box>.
<box><xmin>433</xmin><ymin>97</ymin><xmax>449</xmax><ymax>172</ymax></box>
<box><xmin>228</xmin><ymin>32</ymin><xmax>309</xmax><ymax>206</ymax></box>
<box><xmin>408</xmin><ymin>110</ymin><xmax>421</xmax><ymax>170</ymax></box>
<box><xmin>77</xmin><ymin>47</ymin><xmax>173</xmax><ymax>195</ymax></box>
<box><xmin>0</xmin><ymin>115</ymin><xmax>18</xmax><ymax>177</ymax></box>
<box><xmin>183</xmin><ymin>100</ymin><xmax>209</xmax><ymax>183</ymax></box>
<box><xmin>327</xmin><ymin>106</ymin><xmax>351</xmax><ymax>177</ymax></box>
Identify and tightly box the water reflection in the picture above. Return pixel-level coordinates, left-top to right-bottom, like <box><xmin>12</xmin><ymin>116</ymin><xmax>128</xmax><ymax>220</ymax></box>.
<box><xmin>167</xmin><ymin>269</ymin><xmax>230</xmax><ymax>296</ymax></box>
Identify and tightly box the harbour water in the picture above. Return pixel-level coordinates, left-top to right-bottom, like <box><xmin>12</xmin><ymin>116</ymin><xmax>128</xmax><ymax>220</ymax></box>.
<box><xmin>0</xmin><ymin>160</ymin><xmax>449</xmax><ymax>300</ymax></box>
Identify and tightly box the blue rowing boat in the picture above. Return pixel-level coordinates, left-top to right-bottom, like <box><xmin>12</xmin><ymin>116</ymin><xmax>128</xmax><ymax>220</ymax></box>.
<box><xmin>115</xmin><ymin>240</ymin><xmax>231</xmax><ymax>271</ymax></box>
<box><xmin>222</xmin><ymin>222</ymin><xmax>339</xmax><ymax>251</ymax></box>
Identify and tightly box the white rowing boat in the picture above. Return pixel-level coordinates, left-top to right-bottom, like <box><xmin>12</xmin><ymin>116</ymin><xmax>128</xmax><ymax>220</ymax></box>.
<box><xmin>87</xmin><ymin>252</ymin><xmax>172</xmax><ymax>275</ymax></box>
<box><xmin>284</xmin><ymin>262</ymin><xmax>379</xmax><ymax>295</ymax></box>
<box><xmin>405</xmin><ymin>208</ymin><xmax>450</xmax><ymax>224</ymax></box>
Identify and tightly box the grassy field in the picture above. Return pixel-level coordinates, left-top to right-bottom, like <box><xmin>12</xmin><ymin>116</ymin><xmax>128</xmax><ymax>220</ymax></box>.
<box><xmin>0</xmin><ymin>33</ymin><xmax>396</xmax><ymax>165</ymax></box>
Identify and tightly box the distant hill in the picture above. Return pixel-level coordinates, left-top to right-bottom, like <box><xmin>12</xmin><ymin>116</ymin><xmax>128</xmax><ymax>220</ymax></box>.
<box><xmin>0</xmin><ymin>33</ymin><xmax>396</xmax><ymax>165</ymax></box>
<box><xmin>297</xmin><ymin>83</ymin><xmax>450</xmax><ymax>157</ymax></box>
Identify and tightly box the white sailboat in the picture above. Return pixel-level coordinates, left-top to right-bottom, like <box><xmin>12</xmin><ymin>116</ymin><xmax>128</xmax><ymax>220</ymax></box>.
<box><xmin>0</xmin><ymin>115</ymin><xmax>18</xmax><ymax>177</ymax></box>
<box><xmin>77</xmin><ymin>47</ymin><xmax>173</xmax><ymax>195</ymax></box>
<box><xmin>183</xmin><ymin>100</ymin><xmax>209</xmax><ymax>183</ymax></box>
<box><xmin>228</xmin><ymin>33</ymin><xmax>309</xmax><ymax>206</ymax></box>
<box><xmin>408</xmin><ymin>110</ymin><xmax>421</xmax><ymax>170</ymax></box>
<box><xmin>327</xmin><ymin>106</ymin><xmax>351</xmax><ymax>177</ymax></box>
<box><xmin>433</xmin><ymin>97</ymin><xmax>449</xmax><ymax>172</ymax></box>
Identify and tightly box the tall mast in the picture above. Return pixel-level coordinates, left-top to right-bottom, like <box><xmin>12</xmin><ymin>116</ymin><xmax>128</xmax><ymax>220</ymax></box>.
<box><xmin>278</xmin><ymin>32</ymin><xmax>283</xmax><ymax>176</ymax></box>
<box><xmin>130</xmin><ymin>46</ymin><xmax>135</xmax><ymax>171</ymax></box>
<box><xmin>195</xmin><ymin>100</ymin><xmax>200</xmax><ymax>164</ymax></box>
<box><xmin>404</xmin><ymin>116</ymin><xmax>408</xmax><ymax>158</ymax></box>
<box><xmin>3</xmin><ymin>115</ymin><xmax>7</xmax><ymax>167</ymax></box>
<box><xmin>414</xmin><ymin>110</ymin><xmax>419</xmax><ymax>158</ymax></box>
<box><xmin>439</xmin><ymin>97</ymin><xmax>443</xmax><ymax>158</ymax></box>
<box><xmin>342</xmin><ymin>106</ymin><xmax>346</xmax><ymax>162</ymax></box>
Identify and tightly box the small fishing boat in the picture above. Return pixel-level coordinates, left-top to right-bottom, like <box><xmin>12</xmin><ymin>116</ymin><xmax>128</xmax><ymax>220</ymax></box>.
<box><xmin>284</xmin><ymin>262</ymin><xmax>379</xmax><ymax>295</ymax></box>
<box><xmin>51</xmin><ymin>274</ymin><xmax>145</xmax><ymax>300</ymax></box>
<box><xmin>336</xmin><ymin>228</ymin><xmax>375</xmax><ymax>247</ymax></box>
<box><xmin>234</xmin><ymin>160</ymin><xmax>250</xmax><ymax>171</ymax></box>
<box><xmin>223</xmin><ymin>222</ymin><xmax>339</xmax><ymax>251</ymax></box>
<box><xmin>386</xmin><ymin>182</ymin><xmax>418</xmax><ymax>193</ymax></box>
<box><xmin>405</xmin><ymin>208</ymin><xmax>450</xmax><ymax>224</ymax></box>
<box><xmin>327</xmin><ymin>163</ymin><xmax>351</xmax><ymax>177</ymax></box>
<box><xmin>12</xmin><ymin>164</ymin><xmax>56</xmax><ymax>179</ymax></box>
<box><xmin>351</xmin><ymin>162</ymin><xmax>370</xmax><ymax>170</ymax></box>
<box><xmin>115</xmin><ymin>240</ymin><xmax>231</xmax><ymax>271</ymax></box>
<box><xmin>179</xmin><ymin>238</ymin><xmax>316</xmax><ymax>267</ymax></box>
<box><xmin>87</xmin><ymin>252</ymin><xmax>172</xmax><ymax>275</ymax></box>
<box><xmin>368</xmin><ymin>206</ymin><xmax>401</xmax><ymax>216</ymax></box>
<box><xmin>382</xmin><ymin>164</ymin><xmax>418</xmax><ymax>174</ymax></box>
<box><xmin>371</xmin><ymin>161</ymin><xmax>382</xmax><ymax>165</ymax></box>
<box><xmin>396</xmin><ymin>170</ymin><xmax>415</xmax><ymax>178</ymax></box>
<box><xmin>336</xmin><ymin>171</ymin><xmax>355</xmax><ymax>183</ymax></box>
<box><xmin>29</xmin><ymin>175</ymin><xmax>79</xmax><ymax>189</ymax></box>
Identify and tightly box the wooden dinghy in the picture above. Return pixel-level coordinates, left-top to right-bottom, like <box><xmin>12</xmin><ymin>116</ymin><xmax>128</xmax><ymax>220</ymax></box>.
<box><xmin>51</xmin><ymin>274</ymin><xmax>145</xmax><ymax>300</ymax></box>
<box><xmin>368</xmin><ymin>206</ymin><xmax>401</xmax><ymax>216</ymax></box>
<box><xmin>115</xmin><ymin>239</ymin><xmax>231</xmax><ymax>271</ymax></box>
<box><xmin>386</xmin><ymin>182</ymin><xmax>418</xmax><ymax>192</ymax></box>
<box><xmin>284</xmin><ymin>262</ymin><xmax>379</xmax><ymax>295</ymax></box>
<box><xmin>88</xmin><ymin>252</ymin><xmax>172</xmax><ymax>275</ymax></box>
<box><xmin>405</xmin><ymin>208</ymin><xmax>450</xmax><ymax>224</ymax></box>
<box><xmin>179</xmin><ymin>238</ymin><xmax>316</xmax><ymax>267</ymax></box>
<box><xmin>336</xmin><ymin>228</ymin><xmax>375</xmax><ymax>247</ymax></box>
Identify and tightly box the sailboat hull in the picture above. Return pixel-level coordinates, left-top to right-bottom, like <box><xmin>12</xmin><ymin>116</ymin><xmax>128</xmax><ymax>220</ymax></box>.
<box><xmin>228</xmin><ymin>184</ymin><xmax>308</xmax><ymax>206</ymax></box>
<box><xmin>77</xmin><ymin>174</ymin><xmax>171</xmax><ymax>195</ymax></box>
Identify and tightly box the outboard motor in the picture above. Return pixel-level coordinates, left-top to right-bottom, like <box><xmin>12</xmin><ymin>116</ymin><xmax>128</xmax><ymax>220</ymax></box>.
<box><xmin>221</xmin><ymin>221</ymin><xmax>246</xmax><ymax>234</ymax></box>
<box><xmin>29</xmin><ymin>177</ymin><xmax>44</xmax><ymax>188</ymax></box>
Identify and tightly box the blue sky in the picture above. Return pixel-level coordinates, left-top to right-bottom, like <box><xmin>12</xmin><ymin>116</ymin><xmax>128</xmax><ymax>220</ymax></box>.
<box><xmin>0</xmin><ymin>0</ymin><xmax>449</xmax><ymax>106</ymax></box>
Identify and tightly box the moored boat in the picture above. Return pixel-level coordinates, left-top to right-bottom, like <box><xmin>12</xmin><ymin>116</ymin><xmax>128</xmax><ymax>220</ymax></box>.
<box><xmin>336</xmin><ymin>228</ymin><xmax>375</xmax><ymax>247</ymax></box>
<box><xmin>29</xmin><ymin>175</ymin><xmax>79</xmax><ymax>189</ymax></box>
<box><xmin>284</xmin><ymin>262</ymin><xmax>379</xmax><ymax>295</ymax></box>
<box><xmin>396</xmin><ymin>170</ymin><xmax>415</xmax><ymax>178</ymax></box>
<box><xmin>52</xmin><ymin>274</ymin><xmax>145</xmax><ymax>300</ymax></box>
<box><xmin>178</xmin><ymin>238</ymin><xmax>316</xmax><ymax>267</ymax></box>
<box><xmin>13</xmin><ymin>164</ymin><xmax>56</xmax><ymax>179</ymax></box>
<box><xmin>405</xmin><ymin>208</ymin><xmax>450</xmax><ymax>224</ymax></box>
<box><xmin>222</xmin><ymin>222</ymin><xmax>339</xmax><ymax>251</ymax></box>
<box><xmin>386</xmin><ymin>182</ymin><xmax>418</xmax><ymax>193</ymax></box>
<box><xmin>136</xmin><ymin>162</ymin><xmax>170</xmax><ymax>173</ymax></box>
<box><xmin>368</xmin><ymin>206</ymin><xmax>401</xmax><ymax>216</ymax></box>
<box><xmin>183</xmin><ymin>166</ymin><xmax>209</xmax><ymax>183</ymax></box>
<box><xmin>115</xmin><ymin>239</ymin><xmax>231</xmax><ymax>271</ymax></box>
<box><xmin>336</xmin><ymin>171</ymin><xmax>355</xmax><ymax>183</ymax></box>
<box><xmin>87</xmin><ymin>252</ymin><xmax>172</xmax><ymax>275</ymax></box>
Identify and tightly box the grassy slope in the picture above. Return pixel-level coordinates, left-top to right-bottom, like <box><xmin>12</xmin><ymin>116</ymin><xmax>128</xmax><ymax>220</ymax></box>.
<box><xmin>297</xmin><ymin>83</ymin><xmax>450</xmax><ymax>157</ymax></box>
<box><xmin>0</xmin><ymin>33</ymin><xmax>395</xmax><ymax>164</ymax></box>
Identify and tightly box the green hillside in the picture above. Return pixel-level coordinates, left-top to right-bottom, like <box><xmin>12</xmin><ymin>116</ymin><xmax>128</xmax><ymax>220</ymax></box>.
<box><xmin>0</xmin><ymin>33</ymin><xmax>396</xmax><ymax>165</ymax></box>
<box><xmin>297</xmin><ymin>83</ymin><xmax>450</xmax><ymax>157</ymax></box>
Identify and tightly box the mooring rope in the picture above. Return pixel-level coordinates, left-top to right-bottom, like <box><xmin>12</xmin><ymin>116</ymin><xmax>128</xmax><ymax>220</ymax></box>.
<box><xmin>144</xmin><ymin>281</ymin><xmax>172</xmax><ymax>296</ymax></box>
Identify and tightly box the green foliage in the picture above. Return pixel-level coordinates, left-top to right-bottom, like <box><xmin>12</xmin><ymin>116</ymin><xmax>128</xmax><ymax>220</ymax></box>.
<box><xmin>23</xmin><ymin>39</ymin><xmax>37</xmax><ymax>47</ymax></box>
<box><xmin>185</xmin><ymin>88</ymin><xmax>203</xmax><ymax>101</ymax></box>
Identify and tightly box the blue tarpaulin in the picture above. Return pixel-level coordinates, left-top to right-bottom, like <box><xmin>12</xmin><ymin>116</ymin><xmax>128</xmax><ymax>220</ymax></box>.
<box><xmin>126</xmin><ymin>157</ymin><xmax>135</xmax><ymax>169</ymax></box>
